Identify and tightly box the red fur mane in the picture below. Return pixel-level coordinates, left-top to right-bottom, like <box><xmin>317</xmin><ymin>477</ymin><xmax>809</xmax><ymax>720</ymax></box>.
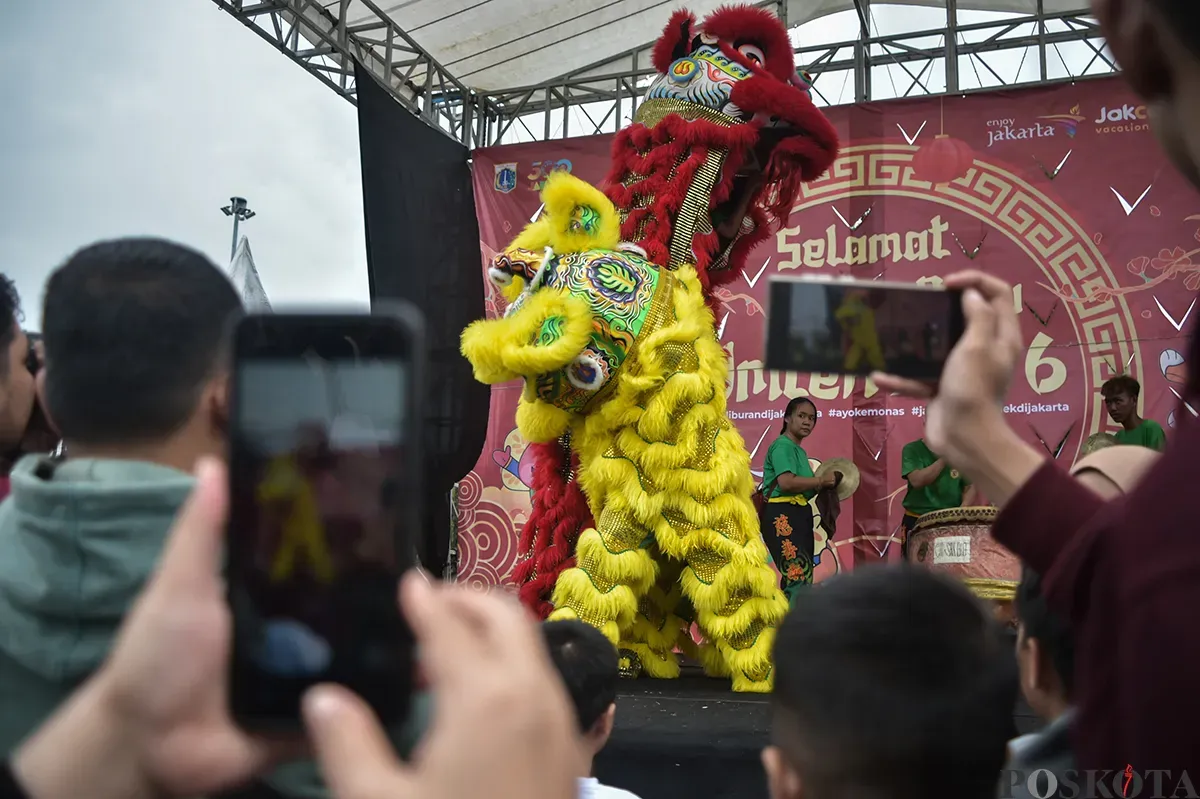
<box><xmin>652</xmin><ymin>9</ymin><xmax>697</xmax><ymax>73</ymax></box>
<box><xmin>701</xmin><ymin>5</ymin><xmax>796</xmax><ymax>83</ymax></box>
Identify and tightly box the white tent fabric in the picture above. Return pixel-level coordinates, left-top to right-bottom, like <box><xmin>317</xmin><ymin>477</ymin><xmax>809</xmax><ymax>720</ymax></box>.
<box><xmin>229</xmin><ymin>236</ymin><xmax>272</xmax><ymax>312</ymax></box>
<box><xmin>338</xmin><ymin>0</ymin><xmax>1089</xmax><ymax>91</ymax></box>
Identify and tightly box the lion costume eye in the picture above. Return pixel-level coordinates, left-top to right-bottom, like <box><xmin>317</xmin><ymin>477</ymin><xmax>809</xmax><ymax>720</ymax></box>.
<box><xmin>737</xmin><ymin>43</ymin><xmax>764</xmax><ymax>65</ymax></box>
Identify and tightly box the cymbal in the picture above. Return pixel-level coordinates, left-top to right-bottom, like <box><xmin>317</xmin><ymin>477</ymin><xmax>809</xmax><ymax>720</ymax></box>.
<box><xmin>815</xmin><ymin>457</ymin><xmax>860</xmax><ymax>501</ymax></box>
<box><xmin>1080</xmin><ymin>432</ymin><xmax>1119</xmax><ymax>457</ymax></box>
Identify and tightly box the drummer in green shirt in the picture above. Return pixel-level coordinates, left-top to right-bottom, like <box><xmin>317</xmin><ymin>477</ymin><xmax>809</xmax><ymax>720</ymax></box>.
<box><xmin>1101</xmin><ymin>375</ymin><xmax>1167</xmax><ymax>451</ymax></box>
<box><xmin>760</xmin><ymin>397</ymin><xmax>837</xmax><ymax>602</ymax></box>
<box><xmin>900</xmin><ymin>435</ymin><xmax>977</xmax><ymax>557</ymax></box>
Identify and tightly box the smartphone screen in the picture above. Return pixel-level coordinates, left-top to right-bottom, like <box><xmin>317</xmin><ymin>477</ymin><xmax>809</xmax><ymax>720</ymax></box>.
<box><xmin>226</xmin><ymin>313</ymin><xmax>418</xmax><ymax>728</ymax></box>
<box><xmin>765</xmin><ymin>277</ymin><xmax>964</xmax><ymax>380</ymax></box>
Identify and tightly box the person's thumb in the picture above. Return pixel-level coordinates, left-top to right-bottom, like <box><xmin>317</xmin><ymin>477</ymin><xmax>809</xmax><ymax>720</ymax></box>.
<box><xmin>304</xmin><ymin>685</ymin><xmax>407</xmax><ymax>799</ymax></box>
<box><xmin>152</xmin><ymin>456</ymin><xmax>227</xmax><ymax>593</ymax></box>
<box><xmin>959</xmin><ymin>288</ymin><xmax>997</xmax><ymax>346</ymax></box>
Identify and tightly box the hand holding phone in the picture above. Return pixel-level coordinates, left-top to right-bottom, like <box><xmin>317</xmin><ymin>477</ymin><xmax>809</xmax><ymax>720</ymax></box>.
<box><xmin>225</xmin><ymin>306</ymin><xmax>425</xmax><ymax>729</ymax></box>
<box><xmin>765</xmin><ymin>276</ymin><xmax>965</xmax><ymax>380</ymax></box>
<box><xmin>871</xmin><ymin>270</ymin><xmax>1026</xmax><ymax>464</ymax></box>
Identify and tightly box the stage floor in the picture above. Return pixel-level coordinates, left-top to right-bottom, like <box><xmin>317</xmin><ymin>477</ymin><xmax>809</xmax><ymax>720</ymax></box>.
<box><xmin>596</xmin><ymin>667</ymin><xmax>1044</xmax><ymax>799</ymax></box>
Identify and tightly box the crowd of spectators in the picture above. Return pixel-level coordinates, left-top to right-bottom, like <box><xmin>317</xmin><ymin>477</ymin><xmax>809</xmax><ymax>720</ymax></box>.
<box><xmin>1</xmin><ymin>0</ymin><xmax>1198</xmax><ymax>797</ymax></box>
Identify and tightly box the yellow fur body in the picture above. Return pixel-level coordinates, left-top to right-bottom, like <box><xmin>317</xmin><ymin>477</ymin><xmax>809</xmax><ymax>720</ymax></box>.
<box><xmin>463</xmin><ymin>173</ymin><xmax>788</xmax><ymax>692</ymax></box>
<box><xmin>546</xmin><ymin>265</ymin><xmax>787</xmax><ymax>692</ymax></box>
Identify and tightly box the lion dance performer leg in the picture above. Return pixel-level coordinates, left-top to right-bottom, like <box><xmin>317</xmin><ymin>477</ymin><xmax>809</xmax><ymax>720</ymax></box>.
<box><xmin>463</xmin><ymin>5</ymin><xmax>838</xmax><ymax>693</ymax></box>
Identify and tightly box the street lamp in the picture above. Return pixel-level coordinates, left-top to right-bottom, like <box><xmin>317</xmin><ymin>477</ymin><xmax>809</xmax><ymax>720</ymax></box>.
<box><xmin>221</xmin><ymin>196</ymin><xmax>257</xmax><ymax>261</ymax></box>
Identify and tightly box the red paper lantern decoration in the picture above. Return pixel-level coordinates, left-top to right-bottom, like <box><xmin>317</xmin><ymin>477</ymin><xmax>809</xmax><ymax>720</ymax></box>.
<box><xmin>911</xmin><ymin>134</ymin><xmax>975</xmax><ymax>185</ymax></box>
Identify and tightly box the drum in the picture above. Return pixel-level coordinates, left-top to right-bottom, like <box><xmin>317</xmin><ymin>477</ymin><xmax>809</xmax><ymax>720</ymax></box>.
<box><xmin>907</xmin><ymin>506</ymin><xmax>1020</xmax><ymax>626</ymax></box>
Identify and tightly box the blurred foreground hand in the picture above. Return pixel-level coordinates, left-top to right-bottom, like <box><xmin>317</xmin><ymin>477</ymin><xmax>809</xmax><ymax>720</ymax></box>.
<box><xmin>13</xmin><ymin>458</ymin><xmax>583</xmax><ymax>799</ymax></box>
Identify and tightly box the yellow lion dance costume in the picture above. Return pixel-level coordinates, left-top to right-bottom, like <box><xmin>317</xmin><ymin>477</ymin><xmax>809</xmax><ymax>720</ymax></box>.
<box><xmin>463</xmin><ymin>5</ymin><xmax>839</xmax><ymax>693</ymax></box>
<box><xmin>464</xmin><ymin>175</ymin><xmax>783</xmax><ymax>692</ymax></box>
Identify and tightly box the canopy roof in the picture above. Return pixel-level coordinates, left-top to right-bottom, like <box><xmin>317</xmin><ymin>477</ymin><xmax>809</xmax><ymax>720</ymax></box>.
<box><xmin>339</xmin><ymin>0</ymin><xmax>1090</xmax><ymax>91</ymax></box>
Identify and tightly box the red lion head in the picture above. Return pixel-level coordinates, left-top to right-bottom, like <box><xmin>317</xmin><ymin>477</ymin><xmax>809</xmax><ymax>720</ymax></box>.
<box><xmin>603</xmin><ymin>5</ymin><xmax>839</xmax><ymax>297</ymax></box>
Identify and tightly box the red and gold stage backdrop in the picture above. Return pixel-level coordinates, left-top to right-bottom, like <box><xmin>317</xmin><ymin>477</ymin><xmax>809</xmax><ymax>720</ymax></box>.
<box><xmin>459</xmin><ymin>76</ymin><xmax>1198</xmax><ymax>588</ymax></box>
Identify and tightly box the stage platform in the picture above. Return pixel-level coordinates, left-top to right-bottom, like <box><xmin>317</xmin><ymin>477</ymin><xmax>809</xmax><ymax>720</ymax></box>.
<box><xmin>596</xmin><ymin>666</ymin><xmax>1044</xmax><ymax>799</ymax></box>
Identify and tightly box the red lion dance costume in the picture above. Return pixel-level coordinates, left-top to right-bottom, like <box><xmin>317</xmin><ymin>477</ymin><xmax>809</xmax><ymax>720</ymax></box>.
<box><xmin>470</xmin><ymin>5</ymin><xmax>838</xmax><ymax>691</ymax></box>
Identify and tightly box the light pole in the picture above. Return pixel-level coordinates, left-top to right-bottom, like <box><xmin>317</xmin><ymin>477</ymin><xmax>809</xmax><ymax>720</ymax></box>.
<box><xmin>221</xmin><ymin>197</ymin><xmax>256</xmax><ymax>261</ymax></box>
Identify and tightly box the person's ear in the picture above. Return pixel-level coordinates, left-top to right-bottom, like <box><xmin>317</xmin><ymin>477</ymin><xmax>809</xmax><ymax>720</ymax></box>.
<box><xmin>588</xmin><ymin>704</ymin><xmax>616</xmax><ymax>750</ymax></box>
<box><xmin>205</xmin><ymin>373</ymin><xmax>230</xmax><ymax>435</ymax></box>
<box><xmin>761</xmin><ymin>746</ymin><xmax>803</xmax><ymax>799</ymax></box>
<box><xmin>34</xmin><ymin>369</ymin><xmax>58</xmax><ymax>436</ymax></box>
<box><xmin>1092</xmin><ymin>0</ymin><xmax>1173</xmax><ymax>101</ymax></box>
<box><xmin>1026</xmin><ymin>636</ymin><xmax>1047</xmax><ymax>693</ymax></box>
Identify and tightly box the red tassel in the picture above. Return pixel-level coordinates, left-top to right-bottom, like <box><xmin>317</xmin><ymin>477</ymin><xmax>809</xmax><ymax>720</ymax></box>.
<box><xmin>513</xmin><ymin>440</ymin><xmax>594</xmax><ymax>619</ymax></box>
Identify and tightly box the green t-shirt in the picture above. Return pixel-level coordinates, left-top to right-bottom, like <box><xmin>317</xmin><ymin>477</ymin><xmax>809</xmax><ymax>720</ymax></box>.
<box><xmin>1113</xmin><ymin>419</ymin><xmax>1166</xmax><ymax>452</ymax></box>
<box><xmin>901</xmin><ymin>439</ymin><xmax>969</xmax><ymax>516</ymax></box>
<box><xmin>762</xmin><ymin>435</ymin><xmax>816</xmax><ymax>500</ymax></box>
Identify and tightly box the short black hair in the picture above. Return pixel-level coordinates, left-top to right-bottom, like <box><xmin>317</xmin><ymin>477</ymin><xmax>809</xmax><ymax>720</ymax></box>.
<box><xmin>42</xmin><ymin>238</ymin><xmax>242</xmax><ymax>445</ymax></box>
<box><xmin>1014</xmin><ymin>566</ymin><xmax>1074</xmax><ymax>699</ymax></box>
<box><xmin>1101</xmin><ymin>374</ymin><xmax>1140</xmax><ymax>399</ymax></box>
<box><xmin>772</xmin><ymin>565</ymin><xmax>1017</xmax><ymax>799</ymax></box>
<box><xmin>542</xmin><ymin>619</ymin><xmax>619</xmax><ymax>733</ymax></box>
<box><xmin>0</xmin><ymin>274</ymin><xmax>23</xmax><ymax>374</ymax></box>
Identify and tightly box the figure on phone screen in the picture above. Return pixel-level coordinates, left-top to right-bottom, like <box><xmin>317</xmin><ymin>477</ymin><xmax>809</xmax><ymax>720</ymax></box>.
<box><xmin>900</xmin><ymin>427</ymin><xmax>978</xmax><ymax>556</ymax></box>
<box><xmin>1101</xmin><ymin>375</ymin><xmax>1166</xmax><ymax>452</ymax></box>
<box><xmin>759</xmin><ymin>398</ymin><xmax>837</xmax><ymax>603</ymax></box>
<box><xmin>835</xmin><ymin>288</ymin><xmax>886</xmax><ymax>372</ymax></box>
<box><xmin>260</xmin><ymin>422</ymin><xmax>337</xmax><ymax>585</ymax></box>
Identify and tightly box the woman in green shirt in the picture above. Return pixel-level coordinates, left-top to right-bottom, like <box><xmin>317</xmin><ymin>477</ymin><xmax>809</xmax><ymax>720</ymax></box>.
<box><xmin>759</xmin><ymin>397</ymin><xmax>837</xmax><ymax>602</ymax></box>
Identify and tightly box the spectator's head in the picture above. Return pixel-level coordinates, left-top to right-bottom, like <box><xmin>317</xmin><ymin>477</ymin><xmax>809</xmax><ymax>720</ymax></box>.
<box><xmin>765</xmin><ymin>566</ymin><xmax>1017</xmax><ymax>799</ymax></box>
<box><xmin>542</xmin><ymin>620</ymin><xmax>619</xmax><ymax>758</ymax></box>
<box><xmin>0</xmin><ymin>275</ymin><xmax>36</xmax><ymax>451</ymax></box>
<box><xmin>781</xmin><ymin>396</ymin><xmax>817</xmax><ymax>438</ymax></box>
<box><xmin>1094</xmin><ymin>0</ymin><xmax>1200</xmax><ymax>190</ymax></box>
<box><xmin>1014</xmin><ymin>566</ymin><xmax>1073</xmax><ymax>723</ymax></box>
<box><xmin>1100</xmin><ymin>374</ymin><xmax>1141</xmax><ymax>425</ymax></box>
<box><xmin>41</xmin><ymin>238</ymin><xmax>242</xmax><ymax>470</ymax></box>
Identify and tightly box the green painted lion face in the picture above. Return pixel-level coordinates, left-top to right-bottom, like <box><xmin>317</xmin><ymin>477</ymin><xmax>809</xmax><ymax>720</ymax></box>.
<box><xmin>465</xmin><ymin>248</ymin><xmax>665</xmax><ymax>415</ymax></box>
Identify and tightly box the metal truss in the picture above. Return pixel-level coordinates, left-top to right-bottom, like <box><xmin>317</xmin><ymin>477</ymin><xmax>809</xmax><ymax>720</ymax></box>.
<box><xmin>476</xmin><ymin>3</ymin><xmax>1117</xmax><ymax>145</ymax></box>
<box><xmin>214</xmin><ymin>1</ymin><xmax>1116</xmax><ymax>149</ymax></box>
<box><xmin>209</xmin><ymin>0</ymin><xmax>499</xmax><ymax>147</ymax></box>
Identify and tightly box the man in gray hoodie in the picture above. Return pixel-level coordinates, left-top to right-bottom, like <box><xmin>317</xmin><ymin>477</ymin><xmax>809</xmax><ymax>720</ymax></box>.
<box><xmin>0</xmin><ymin>238</ymin><xmax>244</xmax><ymax>751</ymax></box>
<box><xmin>0</xmin><ymin>238</ymin><xmax>428</xmax><ymax>797</ymax></box>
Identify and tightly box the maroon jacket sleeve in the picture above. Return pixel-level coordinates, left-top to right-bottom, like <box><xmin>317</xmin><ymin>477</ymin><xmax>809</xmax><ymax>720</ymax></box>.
<box><xmin>1122</xmin><ymin>581</ymin><xmax>1200</xmax><ymax>770</ymax></box>
<box><xmin>990</xmin><ymin>460</ymin><xmax>1105</xmax><ymax>579</ymax></box>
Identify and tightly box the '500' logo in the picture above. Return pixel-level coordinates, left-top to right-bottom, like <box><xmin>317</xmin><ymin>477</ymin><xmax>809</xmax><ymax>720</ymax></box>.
<box><xmin>527</xmin><ymin>159</ymin><xmax>573</xmax><ymax>191</ymax></box>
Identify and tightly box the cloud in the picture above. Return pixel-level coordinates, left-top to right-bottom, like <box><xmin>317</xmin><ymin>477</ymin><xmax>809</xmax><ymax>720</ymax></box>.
<box><xmin>0</xmin><ymin>0</ymin><xmax>370</xmax><ymax>326</ymax></box>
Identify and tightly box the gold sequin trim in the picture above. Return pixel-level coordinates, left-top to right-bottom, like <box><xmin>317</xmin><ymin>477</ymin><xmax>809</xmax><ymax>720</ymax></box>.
<box><xmin>687</xmin><ymin>547</ymin><xmax>728</xmax><ymax>585</ymax></box>
<box><xmin>669</xmin><ymin>147</ymin><xmax>728</xmax><ymax>270</ymax></box>
<box><xmin>634</xmin><ymin>99</ymin><xmax>739</xmax><ymax>129</ymax></box>
<box><xmin>725</xmin><ymin>620</ymin><xmax>767</xmax><ymax>652</ymax></box>
<box><xmin>562</xmin><ymin>597</ymin><xmax>613</xmax><ymax>630</ymax></box>
<box><xmin>719</xmin><ymin>588</ymin><xmax>752</xmax><ymax>616</ymax></box>
<box><xmin>679</xmin><ymin>422</ymin><xmax>720</xmax><ymax>471</ymax></box>
<box><xmin>597</xmin><ymin>510</ymin><xmax>650</xmax><ymax>554</ymax></box>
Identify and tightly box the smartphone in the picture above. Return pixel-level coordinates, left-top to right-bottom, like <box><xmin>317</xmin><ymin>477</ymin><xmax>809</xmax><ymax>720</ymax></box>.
<box><xmin>765</xmin><ymin>276</ymin><xmax>964</xmax><ymax>380</ymax></box>
<box><xmin>226</xmin><ymin>305</ymin><xmax>424</xmax><ymax>729</ymax></box>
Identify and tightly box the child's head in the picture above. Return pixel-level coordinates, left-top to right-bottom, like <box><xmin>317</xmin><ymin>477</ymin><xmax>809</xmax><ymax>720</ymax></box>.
<box><xmin>542</xmin><ymin>619</ymin><xmax>619</xmax><ymax>756</ymax></box>
<box><xmin>765</xmin><ymin>566</ymin><xmax>1017</xmax><ymax>799</ymax></box>
<box><xmin>1014</xmin><ymin>566</ymin><xmax>1074</xmax><ymax>723</ymax></box>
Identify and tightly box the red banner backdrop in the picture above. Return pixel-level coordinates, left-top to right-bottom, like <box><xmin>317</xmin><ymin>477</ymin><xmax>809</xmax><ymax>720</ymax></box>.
<box><xmin>459</xmin><ymin>76</ymin><xmax>1197</xmax><ymax>589</ymax></box>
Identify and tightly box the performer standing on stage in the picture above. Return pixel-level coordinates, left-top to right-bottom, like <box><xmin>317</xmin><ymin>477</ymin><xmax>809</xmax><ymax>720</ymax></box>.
<box><xmin>900</xmin><ymin>432</ymin><xmax>977</xmax><ymax>554</ymax></box>
<box><xmin>1101</xmin><ymin>375</ymin><xmax>1166</xmax><ymax>451</ymax></box>
<box><xmin>761</xmin><ymin>397</ymin><xmax>837</xmax><ymax>602</ymax></box>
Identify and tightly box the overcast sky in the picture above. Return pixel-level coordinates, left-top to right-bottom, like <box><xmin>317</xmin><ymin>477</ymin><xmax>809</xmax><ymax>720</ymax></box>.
<box><xmin>1</xmin><ymin>0</ymin><xmax>370</xmax><ymax>329</ymax></box>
